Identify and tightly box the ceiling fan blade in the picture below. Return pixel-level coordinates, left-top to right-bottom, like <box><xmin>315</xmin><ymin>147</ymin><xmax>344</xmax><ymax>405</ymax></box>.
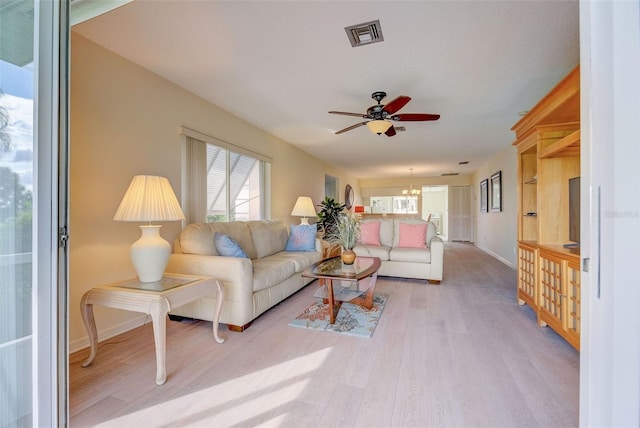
<box><xmin>382</xmin><ymin>96</ymin><xmax>411</xmax><ymax>114</ymax></box>
<box><xmin>385</xmin><ymin>125</ymin><xmax>397</xmax><ymax>137</ymax></box>
<box><xmin>391</xmin><ymin>113</ymin><xmax>440</xmax><ymax>121</ymax></box>
<box><xmin>335</xmin><ymin>121</ymin><xmax>368</xmax><ymax>134</ymax></box>
<box><xmin>329</xmin><ymin>111</ymin><xmax>368</xmax><ymax>118</ymax></box>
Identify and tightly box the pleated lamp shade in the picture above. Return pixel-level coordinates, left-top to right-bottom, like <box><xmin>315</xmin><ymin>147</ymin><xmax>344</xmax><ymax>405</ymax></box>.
<box><xmin>114</xmin><ymin>175</ymin><xmax>185</xmax><ymax>222</ymax></box>
<box><xmin>291</xmin><ymin>196</ymin><xmax>316</xmax><ymax>225</ymax></box>
<box><xmin>114</xmin><ymin>175</ymin><xmax>185</xmax><ymax>282</ymax></box>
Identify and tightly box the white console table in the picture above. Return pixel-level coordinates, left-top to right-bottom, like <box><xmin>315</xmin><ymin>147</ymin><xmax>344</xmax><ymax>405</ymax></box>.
<box><xmin>80</xmin><ymin>273</ymin><xmax>225</xmax><ymax>385</ymax></box>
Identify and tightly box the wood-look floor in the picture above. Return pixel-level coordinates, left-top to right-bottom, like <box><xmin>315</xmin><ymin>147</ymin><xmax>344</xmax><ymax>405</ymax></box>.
<box><xmin>69</xmin><ymin>242</ymin><xmax>579</xmax><ymax>427</ymax></box>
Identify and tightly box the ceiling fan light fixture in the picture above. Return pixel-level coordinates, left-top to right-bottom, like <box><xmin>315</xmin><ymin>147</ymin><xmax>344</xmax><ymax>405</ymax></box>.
<box><xmin>367</xmin><ymin>120</ymin><xmax>392</xmax><ymax>135</ymax></box>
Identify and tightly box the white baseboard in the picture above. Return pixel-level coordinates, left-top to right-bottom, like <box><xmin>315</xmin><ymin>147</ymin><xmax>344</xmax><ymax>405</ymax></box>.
<box><xmin>474</xmin><ymin>244</ymin><xmax>517</xmax><ymax>270</ymax></box>
<box><xmin>69</xmin><ymin>314</ymin><xmax>148</xmax><ymax>354</ymax></box>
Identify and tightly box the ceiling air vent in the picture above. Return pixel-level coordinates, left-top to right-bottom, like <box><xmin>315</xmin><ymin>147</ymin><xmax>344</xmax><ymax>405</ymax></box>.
<box><xmin>441</xmin><ymin>172</ymin><xmax>460</xmax><ymax>176</ymax></box>
<box><xmin>345</xmin><ymin>20</ymin><xmax>384</xmax><ymax>47</ymax></box>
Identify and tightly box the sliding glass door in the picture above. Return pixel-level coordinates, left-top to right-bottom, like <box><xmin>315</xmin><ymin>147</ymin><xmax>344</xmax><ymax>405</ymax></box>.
<box><xmin>0</xmin><ymin>1</ymin><xmax>68</xmax><ymax>425</ymax></box>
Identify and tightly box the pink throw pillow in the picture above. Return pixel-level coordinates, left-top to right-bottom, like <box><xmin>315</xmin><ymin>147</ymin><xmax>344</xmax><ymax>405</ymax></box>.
<box><xmin>359</xmin><ymin>221</ymin><xmax>381</xmax><ymax>246</ymax></box>
<box><xmin>397</xmin><ymin>222</ymin><xmax>427</xmax><ymax>248</ymax></box>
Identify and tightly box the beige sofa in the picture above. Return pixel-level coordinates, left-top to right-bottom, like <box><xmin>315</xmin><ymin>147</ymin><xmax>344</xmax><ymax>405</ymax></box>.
<box><xmin>353</xmin><ymin>218</ymin><xmax>444</xmax><ymax>283</ymax></box>
<box><xmin>166</xmin><ymin>220</ymin><xmax>322</xmax><ymax>331</ymax></box>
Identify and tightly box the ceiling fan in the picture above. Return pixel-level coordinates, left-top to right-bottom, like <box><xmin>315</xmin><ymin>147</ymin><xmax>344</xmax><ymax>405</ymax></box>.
<box><xmin>329</xmin><ymin>91</ymin><xmax>440</xmax><ymax>137</ymax></box>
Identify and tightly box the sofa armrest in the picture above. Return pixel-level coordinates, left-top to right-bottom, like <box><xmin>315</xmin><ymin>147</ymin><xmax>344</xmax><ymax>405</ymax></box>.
<box><xmin>166</xmin><ymin>253</ymin><xmax>254</xmax><ymax>304</ymax></box>
<box><xmin>429</xmin><ymin>236</ymin><xmax>444</xmax><ymax>281</ymax></box>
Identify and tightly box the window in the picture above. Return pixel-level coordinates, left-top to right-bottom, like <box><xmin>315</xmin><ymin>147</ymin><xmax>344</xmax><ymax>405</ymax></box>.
<box><xmin>182</xmin><ymin>128</ymin><xmax>271</xmax><ymax>223</ymax></box>
<box><xmin>205</xmin><ymin>146</ymin><xmax>262</xmax><ymax>221</ymax></box>
<box><xmin>370</xmin><ymin>196</ymin><xmax>419</xmax><ymax>214</ymax></box>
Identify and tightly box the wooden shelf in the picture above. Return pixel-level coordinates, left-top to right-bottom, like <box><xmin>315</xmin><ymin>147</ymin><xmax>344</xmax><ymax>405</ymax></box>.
<box><xmin>513</xmin><ymin>66</ymin><xmax>581</xmax><ymax>352</ymax></box>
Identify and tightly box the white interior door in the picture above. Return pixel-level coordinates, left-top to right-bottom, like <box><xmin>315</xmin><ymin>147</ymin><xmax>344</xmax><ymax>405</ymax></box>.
<box><xmin>580</xmin><ymin>1</ymin><xmax>640</xmax><ymax>426</ymax></box>
<box><xmin>450</xmin><ymin>186</ymin><xmax>472</xmax><ymax>241</ymax></box>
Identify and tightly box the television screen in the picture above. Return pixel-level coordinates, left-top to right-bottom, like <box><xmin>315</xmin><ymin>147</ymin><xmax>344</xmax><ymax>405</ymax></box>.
<box><xmin>569</xmin><ymin>177</ymin><xmax>580</xmax><ymax>243</ymax></box>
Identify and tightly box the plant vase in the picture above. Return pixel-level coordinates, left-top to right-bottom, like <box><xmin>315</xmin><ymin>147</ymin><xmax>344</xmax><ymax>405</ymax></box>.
<box><xmin>341</xmin><ymin>248</ymin><xmax>356</xmax><ymax>265</ymax></box>
<box><xmin>328</xmin><ymin>213</ymin><xmax>360</xmax><ymax>265</ymax></box>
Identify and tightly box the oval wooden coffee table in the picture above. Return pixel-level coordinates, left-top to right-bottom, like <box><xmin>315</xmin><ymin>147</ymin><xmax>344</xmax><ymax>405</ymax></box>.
<box><xmin>302</xmin><ymin>256</ymin><xmax>381</xmax><ymax>324</ymax></box>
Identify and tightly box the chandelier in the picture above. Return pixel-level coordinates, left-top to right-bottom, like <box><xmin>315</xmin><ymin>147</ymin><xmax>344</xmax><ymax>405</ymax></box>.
<box><xmin>402</xmin><ymin>168</ymin><xmax>421</xmax><ymax>196</ymax></box>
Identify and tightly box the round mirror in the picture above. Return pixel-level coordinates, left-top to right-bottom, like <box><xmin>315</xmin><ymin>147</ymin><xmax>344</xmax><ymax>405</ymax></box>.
<box><xmin>345</xmin><ymin>184</ymin><xmax>354</xmax><ymax>210</ymax></box>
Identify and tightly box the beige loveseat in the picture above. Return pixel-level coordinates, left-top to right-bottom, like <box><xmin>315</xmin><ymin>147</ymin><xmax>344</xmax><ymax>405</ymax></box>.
<box><xmin>353</xmin><ymin>218</ymin><xmax>444</xmax><ymax>283</ymax></box>
<box><xmin>166</xmin><ymin>220</ymin><xmax>322</xmax><ymax>331</ymax></box>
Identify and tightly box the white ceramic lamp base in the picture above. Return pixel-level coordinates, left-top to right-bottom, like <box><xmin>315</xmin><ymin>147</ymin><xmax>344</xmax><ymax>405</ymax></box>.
<box><xmin>131</xmin><ymin>225</ymin><xmax>171</xmax><ymax>282</ymax></box>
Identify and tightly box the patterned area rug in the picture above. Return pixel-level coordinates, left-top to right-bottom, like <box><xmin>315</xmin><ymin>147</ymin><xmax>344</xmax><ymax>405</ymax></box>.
<box><xmin>288</xmin><ymin>293</ymin><xmax>388</xmax><ymax>338</ymax></box>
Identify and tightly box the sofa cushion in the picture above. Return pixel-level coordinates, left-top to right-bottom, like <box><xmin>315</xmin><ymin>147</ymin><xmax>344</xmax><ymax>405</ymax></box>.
<box><xmin>252</xmin><ymin>256</ymin><xmax>296</xmax><ymax>292</ymax></box>
<box><xmin>265</xmin><ymin>250</ymin><xmax>320</xmax><ymax>273</ymax></box>
<box><xmin>397</xmin><ymin>222</ymin><xmax>427</xmax><ymax>248</ymax></box>
<box><xmin>180</xmin><ymin>221</ymin><xmax>257</xmax><ymax>259</ymax></box>
<box><xmin>359</xmin><ymin>221</ymin><xmax>381</xmax><ymax>246</ymax></box>
<box><xmin>285</xmin><ymin>224</ymin><xmax>317</xmax><ymax>252</ymax></box>
<box><xmin>214</xmin><ymin>233</ymin><xmax>248</xmax><ymax>258</ymax></box>
<box><xmin>393</xmin><ymin>219</ymin><xmax>430</xmax><ymax>248</ymax></box>
<box><xmin>390</xmin><ymin>247</ymin><xmax>431</xmax><ymax>263</ymax></box>
<box><xmin>361</xmin><ymin>218</ymin><xmax>394</xmax><ymax>247</ymax></box>
<box><xmin>248</xmin><ymin>219</ymin><xmax>288</xmax><ymax>258</ymax></box>
<box><xmin>354</xmin><ymin>244</ymin><xmax>391</xmax><ymax>261</ymax></box>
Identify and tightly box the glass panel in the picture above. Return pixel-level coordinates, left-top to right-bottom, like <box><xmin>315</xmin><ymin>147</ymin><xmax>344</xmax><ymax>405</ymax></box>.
<box><xmin>114</xmin><ymin>276</ymin><xmax>196</xmax><ymax>292</ymax></box>
<box><xmin>392</xmin><ymin>196</ymin><xmax>418</xmax><ymax>214</ymax></box>
<box><xmin>0</xmin><ymin>0</ymin><xmax>35</xmax><ymax>424</ymax></box>
<box><xmin>229</xmin><ymin>152</ymin><xmax>259</xmax><ymax>221</ymax></box>
<box><xmin>370</xmin><ymin>196</ymin><xmax>392</xmax><ymax>214</ymax></box>
<box><xmin>310</xmin><ymin>256</ymin><xmax>376</xmax><ymax>278</ymax></box>
<box><xmin>205</xmin><ymin>144</ymin><xmax>262</xmax><ymax>222</ymax></box>
<box><xmin>370</xmin><ymin>196</ymin><xmax>418</xmax><ymax>214</ymax></box>
<box><xmin>206</xmin><ymin>144</ymin><xmax>227</xmax><ymax>221</ymax></box>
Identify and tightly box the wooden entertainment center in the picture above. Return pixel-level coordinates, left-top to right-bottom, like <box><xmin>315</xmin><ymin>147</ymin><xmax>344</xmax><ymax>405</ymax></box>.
<box><xmin>512</xmin><ymin>66</ymin><xmax>581</xmax><ymax>351</ymax></box>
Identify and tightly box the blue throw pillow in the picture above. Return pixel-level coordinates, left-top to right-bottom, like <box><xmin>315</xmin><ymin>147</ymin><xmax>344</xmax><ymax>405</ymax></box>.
<box><xmin>285</xmin><ymin>224</ymin><xmax>317</xmax><ymax>252</ymax></box>
<box><xmin>214</xmin><ymin>233</ymin><xmax>248</xmax><ymax>258</ymax></box>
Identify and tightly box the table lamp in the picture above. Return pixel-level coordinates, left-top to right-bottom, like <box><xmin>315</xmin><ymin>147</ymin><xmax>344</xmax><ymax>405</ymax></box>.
<box><xmin>114</xmin><ymin>175</ymin><xmax>185</xmax><ymax>282</ymax></box>
<box><xmin>291</xmin><ymin>196</ymin><xmax>316</xmax><ymax>225</ymax></box>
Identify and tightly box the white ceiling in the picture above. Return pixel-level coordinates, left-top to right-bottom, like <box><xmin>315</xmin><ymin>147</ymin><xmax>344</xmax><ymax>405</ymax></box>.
<box><xmin>72</xmin><ymin>0</ymin><xmax>579</xmax><ymax>179</ymax></box>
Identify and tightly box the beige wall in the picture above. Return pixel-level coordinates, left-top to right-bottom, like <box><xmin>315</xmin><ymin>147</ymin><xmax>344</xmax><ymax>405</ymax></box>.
<box><xmin>472</xmin><ymin>145</ymin><xmax>518</xmax><ymax>267</ymax></box>
<box><xmin>360</xmin><ymin>174</ymin><xmax>472</xmax><ymax>194</ymax></box>
<box><xmin>69</xmin><ymin>33</ymin><xmax>359</xmax><ymax>350</ymax></box>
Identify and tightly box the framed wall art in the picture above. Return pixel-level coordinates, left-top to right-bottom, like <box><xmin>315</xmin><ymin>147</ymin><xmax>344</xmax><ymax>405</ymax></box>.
<box><xmin>491</xmin><ymin>171</ymin><xmax>502</xmax><ymax>212</ymax></box>
<box><xmin>480</xmin><ymin>179</ymin><xmax>488</xmax><ymax>213</ymax></box>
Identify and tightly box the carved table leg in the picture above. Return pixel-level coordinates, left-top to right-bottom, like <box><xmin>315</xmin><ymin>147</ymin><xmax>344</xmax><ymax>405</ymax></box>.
<box><xmin>80</xmin><ymin>291</ymin><xmax>98</xmax><ymax>368</ymax></box>
<box><xmin>212</xmin><ymin>279</ymin><xmax>225</xmax><ymax>344</ymax></box>
<box><xmin>149</xmin><ymin>297</ymin><xmax>171</xmax><ymax>385</ymax></box>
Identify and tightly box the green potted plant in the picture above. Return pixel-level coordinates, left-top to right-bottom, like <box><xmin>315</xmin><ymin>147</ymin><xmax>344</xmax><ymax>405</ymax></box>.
<box><xmin>317</xmin><ymin>196</ymin><xmax>346</xmax><ymax>238</ymax></box>
<box><xmin>326</xmin><ymin>213</ymin><xmax>360</xmax><ymax>265</ymax></box>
